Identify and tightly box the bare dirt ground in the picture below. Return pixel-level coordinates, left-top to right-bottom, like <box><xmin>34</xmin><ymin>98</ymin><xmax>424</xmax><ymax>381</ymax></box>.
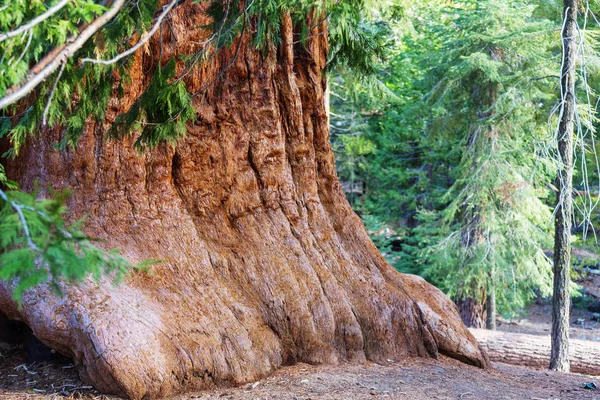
<box><xmin>174</xmin><ymin>359</ymin><xmax>600</xmax><ymax>400</ymax></box>
<box><xmin>497</xmin><ymin>301</ymin><xmax>600</xmax><ymax>341</ymax></box>
<box><xmin>3</xmin><ymin>346</ymin><xmax>600</xmax><ymax>400</ymax></box>
<box><xmin>497</xmin><ymin>272</ymin><xmax>600</xmax><ymax>341</ymax></box>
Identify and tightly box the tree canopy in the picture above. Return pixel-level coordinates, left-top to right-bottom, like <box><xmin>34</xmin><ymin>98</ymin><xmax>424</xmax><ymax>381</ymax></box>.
<box><xmin>330</xmin><ymin>0</ymin><xmax>600</xmax><ymax>321</ymax></box>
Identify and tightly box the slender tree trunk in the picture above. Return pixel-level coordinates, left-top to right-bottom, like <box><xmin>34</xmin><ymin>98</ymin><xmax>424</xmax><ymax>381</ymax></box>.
<box><xmin>486</xmin><ymin>269</ymin><xmax>496</xmax><ymax>331</ymax></box>
<box><xmin>486</xmin><ymin>285</ymin><xmax>496</xmax><ymax>331</ymax></box>
<box><xmin>457</xmin><ymin>181</ymin><xmax>486</xmax><ymax>328</ymax></box>
<box><xmin>0</xmin><ymin>4</ymin><xmax>489</xmax><ymax>399</ymax></box>
<box><xmin>550</xmin><ymin>0</ymin><xmax>577</xmax><ymax>373</ymax></box>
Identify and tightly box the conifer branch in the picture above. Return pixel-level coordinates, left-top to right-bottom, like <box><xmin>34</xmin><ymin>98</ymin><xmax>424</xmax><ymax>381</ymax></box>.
<box><xmin>144</xmin><ymin>0</ymin><xmax>250</xmax><ymax>128</ymax></box>
<box><xmin>42</xmin><ymin>60</ymin><xmax>66</xmax><ymax>126</ymax></box>
<box><xmin>0</xmin><ymin>0</ymin><xmax>126</xmax><ymax>111</ymax></box>
<box><xmin>0</xmin><ymin>188</ymin><xmax>40</xmax><ymax>252</ymax></box>
<box><xmin>175</xmin><ymin>0</ymin><xmax>232</xmax><ymax>83</ymax></box>
<box><xmin>79</xmin><ymin>0</ymin><xmax>181</xmax><ymax>66</ymax></box>
<box><xmin>0</xmin><ymin>0</ymin><xmax>71</xmax><ymax>43</ymax></box>
<box><xmin>191</xmin><ymin>12</ymin><xmax>247</xmax><ymax>98</ymax></box>
<box><xmin>0</xmin><ymin>187</ymin><xmax>130</xmax><ymax>267</ymax></box>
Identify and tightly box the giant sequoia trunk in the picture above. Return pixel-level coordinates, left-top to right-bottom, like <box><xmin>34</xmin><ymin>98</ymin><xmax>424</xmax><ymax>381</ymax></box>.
<box><xmin>0</xmin><ymin>4</ymin><xmax>488</xmax><ymax>399</ymax></box>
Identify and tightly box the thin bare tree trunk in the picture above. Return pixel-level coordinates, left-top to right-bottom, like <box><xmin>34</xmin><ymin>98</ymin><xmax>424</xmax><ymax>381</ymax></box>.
<box><xmin>486</xmin><ymin>287</ymin><xmax>496</xmax><ymax>331</ymax></box>
<box><xmin>551</xmin><ymin>0</ymin><xmax>577</xmax><ymax>373</ymax></box>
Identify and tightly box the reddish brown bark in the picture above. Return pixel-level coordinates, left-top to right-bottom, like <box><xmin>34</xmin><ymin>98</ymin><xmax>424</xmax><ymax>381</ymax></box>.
<box><xmin>0</xmin><ymin>4</ymin><xmax>488</xmax><ymax>399</ymax></box>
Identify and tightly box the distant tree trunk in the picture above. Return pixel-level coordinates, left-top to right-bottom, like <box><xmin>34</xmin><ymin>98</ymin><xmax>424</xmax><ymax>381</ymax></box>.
<box><xmin>0</xmin><ymin>4</ymin><xmax>489</xmax><ymax>399</ymax></box>
<box><xmin>456</xmin><ymin>201</ymin><xmax>489</xmax><ymax>329</ymax></box>
<box><xmin>486</xmin><ymin>282</ymin><xmax>496</xmax><ymax>331</ymax></box>
<box><xmin>551</xmin><ymin>0</ymin><xmax>577</xmax><ymax>373</ymax></box>
<box><xmin>457</xmin><ymin>179</ymin><xmax>486</xmax><ymax>328</ymax></box>
<box><xmin>457</xmin><ymin>297</ymin><xmax>486</xmax><ymax>329</ymax></box>
<box><xmin>455</xmin><ymin>71</ymin><xmax>501</xmax><ymax>330</ymax></box>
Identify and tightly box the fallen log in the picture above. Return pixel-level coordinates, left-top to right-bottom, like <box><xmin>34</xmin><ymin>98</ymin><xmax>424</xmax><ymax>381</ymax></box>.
<box><xmin>470</xmin><ymin>328</ymin><xmax>600</xmax><ymax>375</ymax></box>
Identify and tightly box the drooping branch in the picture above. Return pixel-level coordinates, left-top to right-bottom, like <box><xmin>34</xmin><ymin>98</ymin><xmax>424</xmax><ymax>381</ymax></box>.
<box><xmin>42</xmin><ymin>60</ymin><xmax>66</xmax><ymax>126</ymax></box>
<box><xmin>0</xmin><ymin>188</ymin><xmax>40</xmax><ymax>252</ymax></box>
<box><xmin>79</xmin><ymin>0</ymin><xmax>181</xmax><ymax>66</ymax></box>
<box><xmin>0</xmin><ymin>0</ymin><xmax>71</xmax><ymax>43</ymax></box>
<box><xmin>0</xmin><ymin>0</ymin><xmax>126</xmax><ymax>110</ymax></box>
<box><xmin>0</xmin><ymin>186</ymin><xmax>134</xmax><ymax>288</ymax></box>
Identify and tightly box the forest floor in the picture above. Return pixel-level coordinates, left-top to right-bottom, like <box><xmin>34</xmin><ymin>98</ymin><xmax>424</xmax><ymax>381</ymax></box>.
<box><xmin>2</xmin><ymin>351</ymin><xmax>600</xmax><ymax>400</ymax></box>
<box><xmin>496</xmin><ymin>270</ymin><xmax>600</xmax><ymax>341</ymax></box>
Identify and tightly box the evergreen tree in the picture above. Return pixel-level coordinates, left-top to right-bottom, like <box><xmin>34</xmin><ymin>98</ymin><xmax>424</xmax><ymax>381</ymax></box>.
<box><xmin>418</xmin><ymin>0</ymin><xmax>559</xmax><ymax>326</ymax></box>
<box><xmin>331</xmin><ymin>0</ymin><xmax>560</xmax><ymax>323</ymax></box>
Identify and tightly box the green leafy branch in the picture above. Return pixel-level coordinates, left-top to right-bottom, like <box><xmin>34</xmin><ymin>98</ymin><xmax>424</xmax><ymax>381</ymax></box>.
<box><xmin>0</xmin><ymin>185</ymin><xmax>146</xmax><ymax>303</ymax></box>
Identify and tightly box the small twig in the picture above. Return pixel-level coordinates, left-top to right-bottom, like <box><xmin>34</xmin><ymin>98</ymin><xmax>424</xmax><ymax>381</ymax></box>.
<box><xmin>63</xmin><ymin>385</ymin><xmax>93</xmax><ymax>392</ymax></box>
<box><xmin>0</xmin><ymin>0</ymin><xmax>71</xmax><ymax>43</ymax></box>
<box><xmin>54</xmin><ymin>384</ymin><xmax>78</xmax><ymax>389</ymax></box>
<box><xmin>11</xmin><ymin>29</ymin><xmax>33</xmax><ymax>67</ymax></box>
<box><xmin>459</xmin><ymin>392</ymin><xmax>473</xmax><ymax>399</ymax></box>
<box><xmin>42</xmin><ymin>60</ymin><xmax>66</xmax><ymax>126</ymax></box>
<box><xmin>530</xmin><ymin>75</ymin><xmax>560</xmax><ymax>82</ymax></box>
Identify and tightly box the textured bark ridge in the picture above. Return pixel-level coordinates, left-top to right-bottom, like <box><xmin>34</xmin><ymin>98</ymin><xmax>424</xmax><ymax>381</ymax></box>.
<box><xmin>0</xmin><ymin>4</ymin><xmax>488</xmax><ymax>399</ymax></box>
